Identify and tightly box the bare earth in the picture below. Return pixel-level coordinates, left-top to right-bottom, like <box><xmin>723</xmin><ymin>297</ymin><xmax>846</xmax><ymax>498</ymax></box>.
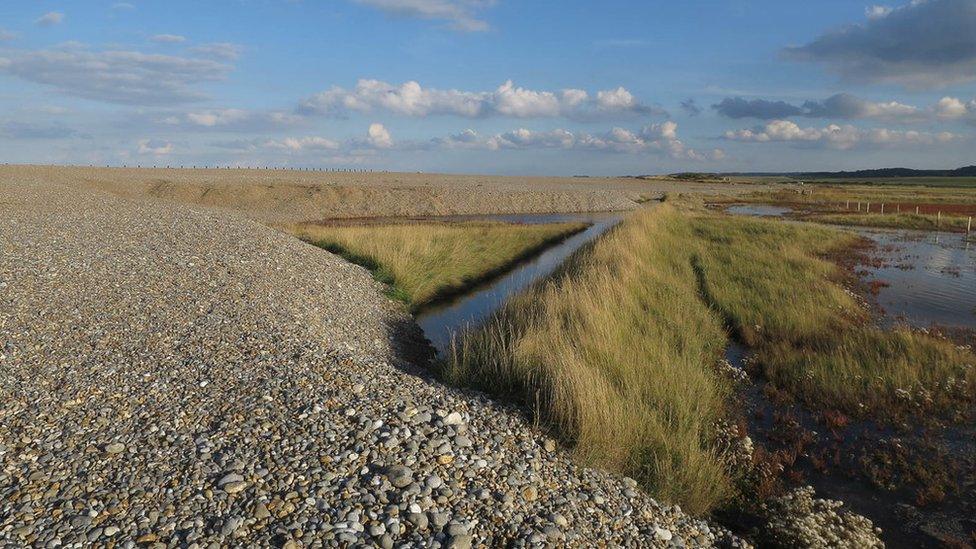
<box><xmin>0</xmin><ymin>164</ymin><xmax>773</xmax><ymax>223</ymax></box>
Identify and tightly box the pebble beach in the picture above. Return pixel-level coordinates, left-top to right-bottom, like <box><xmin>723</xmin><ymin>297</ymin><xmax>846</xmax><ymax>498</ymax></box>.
<box><xmin>0</xmin><ymin>181</ymin><xmax>743</xmax><ymax>547</ymax></box>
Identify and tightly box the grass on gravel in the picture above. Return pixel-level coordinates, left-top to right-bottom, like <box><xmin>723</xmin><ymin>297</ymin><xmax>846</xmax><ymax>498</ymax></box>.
<box><xmin>810</xmin><ymin>212</ymin><xmax>972</xmax><ymax>233</ymax></box>
<box><xmin>285</xmin><ymin>220</ymin><xmax>587</xmax><ymax>311</ymax></box>
<box><xmin>445</xmin><ymin>200</ymin><xmax>976</xmax><ymax>514</ymax></box>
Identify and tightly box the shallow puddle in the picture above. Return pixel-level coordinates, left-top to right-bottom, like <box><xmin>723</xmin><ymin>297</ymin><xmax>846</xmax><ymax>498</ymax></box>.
<box><xmin>725</xmin><ymin>204</ymin><xmax>793</xmax><ymax>217</ymax></box>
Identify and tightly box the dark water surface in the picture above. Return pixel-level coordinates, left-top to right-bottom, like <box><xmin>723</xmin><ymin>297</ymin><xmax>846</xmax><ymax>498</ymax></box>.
<box><xmin>414</xmin><ymin>212</ymin><xmax>623</xmax><ymax>354</ymax></box>
<box><xmin>858</xmin><ymin>229</ymin><xmax>976</xmax><ymax>330</ymax></box>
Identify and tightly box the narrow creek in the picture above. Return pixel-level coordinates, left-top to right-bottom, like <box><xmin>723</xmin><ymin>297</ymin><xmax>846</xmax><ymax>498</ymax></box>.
<box><xmin>724</xmin><ymin>204</ymin><xmax>976</xmax><ymax>548</ymax></box>
<box><xmin>414</xmin><ymin>211</ymin><xmax>623</xmax><ymax>355</ymax></box>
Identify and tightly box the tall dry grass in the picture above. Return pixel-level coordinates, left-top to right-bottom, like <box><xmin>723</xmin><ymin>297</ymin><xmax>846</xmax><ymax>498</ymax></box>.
<box><xmin>445</xmin><ymin>204</ymin><xmax>734</xmax><ymax>514</ymax></box>
<box><xmin>285</xmin><ymin>221</ymin><xmax>586</xmax><ymax>310</ymax></box>
<box><xmin>447</xmin><ymin>201</ymin><xmax>976</xmax><ymax>513</ymax></box>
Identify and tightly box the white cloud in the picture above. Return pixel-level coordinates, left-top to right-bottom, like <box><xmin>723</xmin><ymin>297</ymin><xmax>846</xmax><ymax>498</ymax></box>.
<box><xmin>0</xmin><ymin>29</ymin><xmax>16</xmax><ymax>42</ymax></box>
<box><xmin>596</xmin><ymin>87</ymin><xmax>637</xmax><ymax>110</ymax></box>
<box><xmin>150</xmin><ymin>34</ymin><xmax>187</xmax><ymax>44</ymax></box>
<box><xmin>190</xmin><ymin>43</ymin><xmax>244</xmax><ymax>60</ymax></box>
<box><xmin>367</xmin><ymin>123</ymin><xmax>394</xmax><ymax>148</ymax></box>
<box><xmin>138</xmin><ymin>139</ymin><xmax>173</xmax><ymax>155</ymax></box>
<box><xmin>934</xmin><ymin>96</ymin><xmax>976</xmax><ymax>120</ymax></box>
<box><xmin>433</xmin><ymin>121</ymin><xmax>722</xmax><ymax>160</ymax></box>
<box><xmin>865</xmin><ymin>5</ymin><xmax>894</xmax><ymax>19</ymax></box>
<box><xmin>0</xmin><ymin>47</ymin><xmax>231</xmax><ymax>105</ymax></box>
<box><xmin>35</xmin><ymin>12</ymin><xmax>65</xmax><ymax>27</ymax></box>
<box><xmin>264</xmin><ymin>136</ymin><xmax>340</xmax><ymax>151</ymax></box>
<box><xmin>172</xmin><ymin>109</ymin><xmax>304</xmax><ymax>130</ymax></box>
<box><xmin>353</xmin><ymin>0</ymin><xmax>495</xmax><ymax>32</ymax></box>
<box><xmin>724</xmin><ymin>120</ymin><xmax>959</xmax><ymax>149</ymax></box>
<box><xmin>297</xmin><ymin>79</ymin><xmax>662</xmax><ymax>120</ymax></box>
<box><xmin>112</xmin><ymin>3</ymin><xmax>136</xmax><ymax>11</ymax></box>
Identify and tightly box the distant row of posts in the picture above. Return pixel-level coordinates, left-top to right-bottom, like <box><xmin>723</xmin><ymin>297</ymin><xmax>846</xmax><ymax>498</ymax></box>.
<box><xmin>844</xmin><ymin>199</ymin><xmax>972</xmax><ymax>234</ymax></box>
<box><xmin>87</xmin><ymin>165</ymin><xmax>384</xmax><ymax>173</ymax></box>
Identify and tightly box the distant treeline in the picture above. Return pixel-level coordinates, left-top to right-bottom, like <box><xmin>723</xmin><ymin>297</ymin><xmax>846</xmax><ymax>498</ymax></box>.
<box><xmin>715</xmin><ymin>166</ymin><xmax>976</xmax><ymax>179</ymax></box>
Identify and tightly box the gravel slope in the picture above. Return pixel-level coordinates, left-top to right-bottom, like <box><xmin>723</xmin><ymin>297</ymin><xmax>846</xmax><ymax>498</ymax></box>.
<box><xmin>1</xmin><ymin>182</ymin><xmax>741</xmax><ymax>547</ymax></box>
<box><xmin>0</xmin><ymin>165</ymin><xmax>774</xmax><ymax>224</ymax></box>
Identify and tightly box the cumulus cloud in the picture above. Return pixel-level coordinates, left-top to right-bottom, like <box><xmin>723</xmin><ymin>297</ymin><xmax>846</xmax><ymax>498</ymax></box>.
<box><xmin>112</xmin><ymin>3</ymin><xmax>135</xmax><ymax>11</ymax></box>
<box><xmin>712</xmin><ymin>97</ymin><xmax>804</xmax><ymax>119</ymax></box>
<box><xmin>0</xmin><ymin>47</ymin><xmax>231</xmax><ymax>105</ymax></box>
<box><xmin>161</xmin><ymin>109</ymin><xmax>304</xmax><ymax>131</ymax></box>
<box><xmin>264</xmin><ymin>136</ymin><xmax>340</xmax><ymax>151</ymax></box>
<box><xmin>297</xmin><ymin>79</ymin><xmax>663</xmax><ymax>120</ymax></box>
<box><xmin>35</xmin><ymin>12</ymin><xmax>65</xmax><ymax>27</ymax></box>
<box><xmin>784</xmin><ymin>0</ymin><xmax>976</xmax><ymax>87</ymax></box>
<box><xmin>212</xmin><ymin>125</ymin><xmax>391</xmax><ymax>154</ymax></box>
<box><xmin>801</xmin><ymin>93</ymin><xmax>920</xmax><ymax>121</ymax></box>
<box><xmin>934</xmin><ymin>96</ymin><xmax>976</xmax><ymax>121</ymax></box>
<box><xmin>353</xmin><ymin>0</ymin><xmax>495</xmax><ymax>32</ymax></box>
<box><xmin>724</xmin><ymin>120</ymin><xmax>958</xmax><ymax>149</ymax></box>
<box><xmin>433</xmin><ymin>121</ymin><xmax>723</xmax><ymax>160</ymax></box>
<box><xmin>865</xmin><ymin>5</ymin><xmax>894</xmax><ymax>19</ymax></box>
<box><xmin>137</xmin><ymin>139</ymin><xmax>174</xmax><ymax>155</ymax></box>
<box><xmin>150</xmin><ymin>34</ymin><xmax>186</xmax><ymax>44</ymax></box>
<box><xmin>190</xmin><ymin>42</ymin><xmax>244</xmax><ymax>60</ymax></box>
<box><xmin>714</xmin><ymin>93</ymin><xmax>923</xmax><ymax>122</ymax></box>
<box><xmin>366</xmin><ymin>123</ymin><xmax>394</xmax><ymax>148</ymax></box>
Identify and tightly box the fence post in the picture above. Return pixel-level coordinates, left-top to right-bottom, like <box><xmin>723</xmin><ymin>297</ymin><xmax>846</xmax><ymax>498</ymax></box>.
<box><xmin>881</xmin><ymin>203</ymin><xmax>885</xmax><ymax>214</ymax></box>
<box><xmin>969</xmin><ymin>216</ymin><xmax>973</xmax><ymax>234</ymax></box>
<box><xmin>867</xmin><ymin>201</ymin><xmax>871</xmax><ymax>213</ymax></box>
<box><xmin>938</xmin><ymin>211</ymin><xmax>941</xmax><ymax>227</ymax></box>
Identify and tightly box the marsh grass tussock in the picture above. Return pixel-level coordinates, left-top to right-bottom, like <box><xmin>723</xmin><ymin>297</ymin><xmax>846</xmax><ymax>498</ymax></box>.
<box><xmin>690</xmin><ymin>212</ymin><xmax>976</xmax><ymax>417</ymax></box>
<box><xmin>447</xmin><ymin>200</ymin><xmax>976</xmax><ymax>514</ymax></box>
<box><xmin>446</xmin><ymin>203</ymin><xmax>735</xmax><ymax>514</ymax></box>
<box><xmin>284</xmin><ymin>220</ymin><xmax>587</xmax><ymax>311</ymax></box>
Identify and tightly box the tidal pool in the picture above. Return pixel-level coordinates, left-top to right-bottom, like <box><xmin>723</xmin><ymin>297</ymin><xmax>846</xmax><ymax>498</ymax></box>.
<box><xmin>858</xmin><ymin>229</ymin><xmax>976</xmax><ymax>330</ymax></box>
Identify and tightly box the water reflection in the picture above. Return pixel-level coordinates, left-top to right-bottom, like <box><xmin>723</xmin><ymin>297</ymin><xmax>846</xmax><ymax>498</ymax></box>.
<box><xmin>415</xmin><ymin>212</ymin><xmax>623</xmax><ymax>355</ymax></box>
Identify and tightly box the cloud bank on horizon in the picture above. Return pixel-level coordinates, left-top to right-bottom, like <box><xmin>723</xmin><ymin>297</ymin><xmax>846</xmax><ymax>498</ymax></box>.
<box><xmin>0</xmin><ymin>0</ymin><xmax>974</xmax><ymax>174</ymax></box>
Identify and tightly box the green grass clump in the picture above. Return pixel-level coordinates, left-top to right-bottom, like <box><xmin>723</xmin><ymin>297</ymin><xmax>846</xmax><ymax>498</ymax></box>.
<box><xmin>812</xmin><ymin>212</ymin><xmax>972</xmax><ymax>233</ymax></box>
<box><xmin>285</xmin><ymin>220</ymin><xmax>587</xmax><ymax>311</ymax></box>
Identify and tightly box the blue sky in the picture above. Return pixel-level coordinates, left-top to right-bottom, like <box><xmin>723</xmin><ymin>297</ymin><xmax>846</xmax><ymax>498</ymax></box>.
<box><xmin>1</xmin><ymin>0</ymin><xmax>975</xmax><ymax>175</ymax></box>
